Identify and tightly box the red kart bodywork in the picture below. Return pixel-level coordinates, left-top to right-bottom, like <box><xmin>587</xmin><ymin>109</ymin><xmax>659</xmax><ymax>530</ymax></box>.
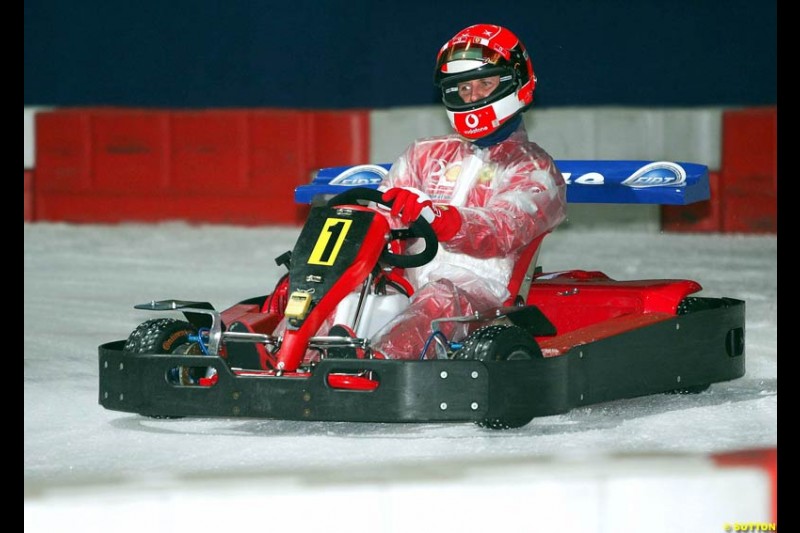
<box><xmin>97</xmin><ymin>188</ymin><xmax>745</xmax><ymax>426</ymax></box>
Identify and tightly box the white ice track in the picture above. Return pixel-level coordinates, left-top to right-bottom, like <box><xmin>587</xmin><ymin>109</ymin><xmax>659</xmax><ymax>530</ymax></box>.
<box><xmin>24</xmin><ymin>222</ymin><xmax>776</xmax><ymax>531</ymax></box>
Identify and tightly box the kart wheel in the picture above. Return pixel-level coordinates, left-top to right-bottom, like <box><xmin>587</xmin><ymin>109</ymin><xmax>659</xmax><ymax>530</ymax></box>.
<box><xmin>123</xmin><ymin>318</ymin><xmax>198</xmax><ymax>356</ymax></box>
<box><xmin>476</xmin><ymin>418</ymin><xmax>530</xmax><ymax>430</ymax></box>
<box><xmin>454</xmin><ymin>325</ymin><xmax>540</xmax><ymax>430</ymax></box>
<box><xmin>453</xmin><ymin>324</ymin><xmax>542</xmax><ymax>362</ymax></box>
<box><xmin>123</xmin><ymin>317</ymin><xmax>205</xmax><ymax>389</ymax></box>
<box><xmin>667</xmin><ymin>383</ymin><xmax>711</xmax><ymax>395</ymax></box>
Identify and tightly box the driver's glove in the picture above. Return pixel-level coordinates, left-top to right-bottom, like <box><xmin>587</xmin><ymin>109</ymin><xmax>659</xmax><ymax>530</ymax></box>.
<box><xmin>381</xmin><ymin>187</ymin><xmax>462</xmax><ymax>242</ymax></box>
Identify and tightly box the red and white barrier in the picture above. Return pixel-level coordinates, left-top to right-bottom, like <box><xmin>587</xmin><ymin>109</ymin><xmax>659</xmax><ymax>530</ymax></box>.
<box><xmin>23</xmin><ymin>105</ymin><xmax>776</xmax><ymax>233</ymax></box>
<box><xmin>28</xmin><ymin>108</ymin><xmax>371</xmax><ymax>225</ymax></box>
<box><xmin>662</xmin><ymin>107</ymin><xmax>777</xmax><ymax>234</ymax></box>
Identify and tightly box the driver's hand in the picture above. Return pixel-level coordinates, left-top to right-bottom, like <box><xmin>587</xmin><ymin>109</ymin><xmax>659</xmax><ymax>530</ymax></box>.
<box><xmin>381</xmin><ymin>187</ymin><xmax>462</xmax><ymax>241</ymax></box>
<box><xmin>382</xmin><ymin>187</ymin><xmax>434</xmax><ymax>224</ymax></box>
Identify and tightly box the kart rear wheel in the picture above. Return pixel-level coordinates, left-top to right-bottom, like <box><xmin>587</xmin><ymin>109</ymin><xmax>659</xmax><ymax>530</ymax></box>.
<box><xmin>454</xmin><ymin>324</ymin><xmax>541</xmax><ymax>430</ymax></box>
<box><xmin>453</xmin><ymin>324</ymin><xmax>543</xmax><ymax>362</ymax></box>
<box><xmin>667</xmin><ymin>383</ymin><xmax>711</xmax><ymax>395</ymax></box>
<box><xmin>123</xmin><ymin>318</ymin><xmax>204</xmax><ymax>418</ymax></box>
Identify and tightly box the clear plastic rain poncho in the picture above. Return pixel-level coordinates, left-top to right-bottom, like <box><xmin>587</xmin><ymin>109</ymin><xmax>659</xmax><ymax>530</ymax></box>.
<box><xmin>370</xmin><ymin>120</ymin><xmax>567</xmax><ymax>359</ymax></box>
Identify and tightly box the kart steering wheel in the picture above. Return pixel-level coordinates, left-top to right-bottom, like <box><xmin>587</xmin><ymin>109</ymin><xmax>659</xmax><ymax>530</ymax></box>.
<box><xmin>326</xmin><ymin>187</ymin><xmax>439</xmax><ymax>269</ymax></box>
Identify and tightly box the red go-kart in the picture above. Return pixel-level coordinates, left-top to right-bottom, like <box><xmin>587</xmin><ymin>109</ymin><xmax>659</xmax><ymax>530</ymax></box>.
<box><xmin>98</xmin><ymin>187</ymin><xmax>745</xmax><ymax>429</ymax></box>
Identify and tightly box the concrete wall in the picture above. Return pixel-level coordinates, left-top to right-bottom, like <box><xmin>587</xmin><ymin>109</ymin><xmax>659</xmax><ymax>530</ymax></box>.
<box><xmin>371</xmin><ymin>106</ymin><xmax>725</xmax><ymax>168</ymax></box>
<box><xmin>371</xmin><ymin>105</ymin><xmax>727</xmax><ymax>228</ymax></box>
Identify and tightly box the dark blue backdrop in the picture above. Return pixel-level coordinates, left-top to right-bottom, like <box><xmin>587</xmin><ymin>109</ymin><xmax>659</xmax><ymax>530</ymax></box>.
<box><xmin>24</xmin><ymin>0</ymin><xmax>777</xmax><ymax>109</ymax></box>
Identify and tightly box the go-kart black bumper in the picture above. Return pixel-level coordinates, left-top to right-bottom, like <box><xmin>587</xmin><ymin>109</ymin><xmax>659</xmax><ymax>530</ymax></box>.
<box><xmin>98</xmin><ymin>299</ymin><xmax>745</xmax><ymax>423</ymax></box>
<box><xmin>98</xmin><ymin>343</ymin><xmax>562</xmax><ymax>422</ymax></box>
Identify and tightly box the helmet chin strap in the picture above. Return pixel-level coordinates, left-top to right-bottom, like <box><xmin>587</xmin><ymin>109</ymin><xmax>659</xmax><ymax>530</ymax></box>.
<box><xmin>471</xmin><ymin>114</ymin><xmax>522</xmax><ymax>148</ymax></box>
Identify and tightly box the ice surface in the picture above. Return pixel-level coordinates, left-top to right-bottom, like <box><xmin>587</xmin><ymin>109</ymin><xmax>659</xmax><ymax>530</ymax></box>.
<box><xmin>24</xmin><ymin>222</ymin><xmax>776</xmax><ymax>493</ymax></box>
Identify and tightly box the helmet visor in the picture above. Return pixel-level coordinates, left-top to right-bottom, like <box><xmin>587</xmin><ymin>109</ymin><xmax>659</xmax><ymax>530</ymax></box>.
<box><xmin>437</xmin><ymin>43</ymin><xmax>504</xmax><ymax>75</ymax></box>
<box><xmin>440</xmin><ymin>69</ymin><xmax>517</xmax><ymax>111</ymax></box>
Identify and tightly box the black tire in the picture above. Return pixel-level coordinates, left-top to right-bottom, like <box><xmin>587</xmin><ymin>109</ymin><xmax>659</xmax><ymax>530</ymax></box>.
<box><xmin>453</xmin><ymin>324</ymin><xmax>543</xmax><ymax>362</ymax></box>
<box><xmin>123</xmin><ymin>318</ymin><xmax>198</xmax><ymax>355</ymax></box>
<box><xmin>123</xmin><ymin>318</ymin><xmax>203</xmax><ymax>418</ymax></box>
<box><xmin>453</xmin><ymin>324</ymin><xmax>540</xmax><ymax>429</ymax></box>
<box><xmin>666</xmin><ymin>383</ymin><xmax>711</xmax><ymax>395</ymax></box>
<box><xmin>476</xmin><ymin>418</ymin><xmax>530</xmax><ymax>430</ymax></box>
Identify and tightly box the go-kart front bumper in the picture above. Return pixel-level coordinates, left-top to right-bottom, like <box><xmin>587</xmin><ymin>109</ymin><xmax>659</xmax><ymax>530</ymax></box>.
<box><xmin>98</xmin><ymin>299</ymin><xmax>745</xmax><ymax>423</ymax></box>
<box><xmin>98</xmin><ymin>341</ymin><xmax>566</xmax><ymax>422</ymax></box>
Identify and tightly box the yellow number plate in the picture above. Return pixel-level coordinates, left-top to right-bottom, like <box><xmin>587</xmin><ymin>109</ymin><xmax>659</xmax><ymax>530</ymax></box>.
<box><xmin>307</xmin><ymin>218</ymin><xmax>352</xmax><ymax>266</ymax></box>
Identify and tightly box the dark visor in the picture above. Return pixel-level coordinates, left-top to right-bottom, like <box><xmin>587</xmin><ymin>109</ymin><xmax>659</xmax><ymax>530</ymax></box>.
<box><xmin>440</xmin><ymin>69</ymin><xmax>517</xmax><ymax>110</ymax></box>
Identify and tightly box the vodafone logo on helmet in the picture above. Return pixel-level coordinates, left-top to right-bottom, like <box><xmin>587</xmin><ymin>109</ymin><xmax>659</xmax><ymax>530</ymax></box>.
<box><xmin>454</xmin><ymin>108</ymin><xmax>494</xmax><ymax>137</ymax></box>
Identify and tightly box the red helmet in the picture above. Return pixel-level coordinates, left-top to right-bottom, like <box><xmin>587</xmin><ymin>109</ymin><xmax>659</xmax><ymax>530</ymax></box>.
<box><xmin>433</xmin><ymin>24</ymin><xmax>536</xmax><ymax>140</ymax></box>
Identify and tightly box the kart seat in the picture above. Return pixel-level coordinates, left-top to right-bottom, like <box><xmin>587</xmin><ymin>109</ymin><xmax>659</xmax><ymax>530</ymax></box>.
<box><xmin>504</xmin><ymin>233</ymin><xmax>548</xmax><ymax>306</ymax></box>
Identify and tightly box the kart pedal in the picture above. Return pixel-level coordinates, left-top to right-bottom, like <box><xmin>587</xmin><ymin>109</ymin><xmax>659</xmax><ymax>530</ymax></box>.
<box><xmin>327</xmin><ymin>324</ymin><xmax>364</xmax><ymax>359</ymax></box>
<box><xmin>226</xmin><ymin>321</ymin><xmax>268</xmax><ymax>369</ymax></box>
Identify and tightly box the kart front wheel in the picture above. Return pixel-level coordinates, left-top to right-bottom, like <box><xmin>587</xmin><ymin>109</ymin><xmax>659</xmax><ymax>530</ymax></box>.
<box><xmin>123</xmin><ymin>318</ymin><xmax>198</xmax><ymax>356</ymax></box>
<box><xmin>454</xmin><ymin>324</ymin><xmax>541</xmax><ymax>430</ymax></box>
<box><xmin>123</xmin><ymin>318</ymin><xmax>205</xmax><ymax>417</ymax></box>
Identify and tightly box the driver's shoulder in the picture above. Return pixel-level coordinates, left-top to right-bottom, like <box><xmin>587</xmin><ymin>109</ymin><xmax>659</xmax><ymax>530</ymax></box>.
<box><xmin>412</xmin><ymin>132</ymin><xmax>464</xmax><ymax>150</ymax></box>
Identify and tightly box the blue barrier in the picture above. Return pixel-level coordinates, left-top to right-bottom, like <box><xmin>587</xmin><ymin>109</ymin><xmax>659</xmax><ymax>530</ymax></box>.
<box><xmin>295</xmin><ymin>160</ymin><xmax>709</xmax><ymax>205</ymax></box>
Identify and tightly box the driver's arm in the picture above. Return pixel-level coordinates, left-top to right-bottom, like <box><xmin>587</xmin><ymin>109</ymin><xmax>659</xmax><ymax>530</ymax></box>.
<box><xmin>381</xmin><ymin>140</ymin><xmax>567</xmax><ymax>260</ymax></box>
<box><xmin>448</xmin><ymin>153</ymin><xmax>566</xmax><ymax>258</ymax></box>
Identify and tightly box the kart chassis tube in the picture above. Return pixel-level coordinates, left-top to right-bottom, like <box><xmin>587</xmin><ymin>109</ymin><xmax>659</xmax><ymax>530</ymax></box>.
<box><xmin>99</xmin><ymin>300</ymin><xmax>744</xmax><ymax>422</ymax></box>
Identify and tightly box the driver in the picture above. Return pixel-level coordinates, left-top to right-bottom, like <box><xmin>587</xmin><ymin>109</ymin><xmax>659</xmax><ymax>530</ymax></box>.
<box><xmin>369</xmin><ymin>23</ymin><xmax>567</xmax><ymax>359</ymax></box>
